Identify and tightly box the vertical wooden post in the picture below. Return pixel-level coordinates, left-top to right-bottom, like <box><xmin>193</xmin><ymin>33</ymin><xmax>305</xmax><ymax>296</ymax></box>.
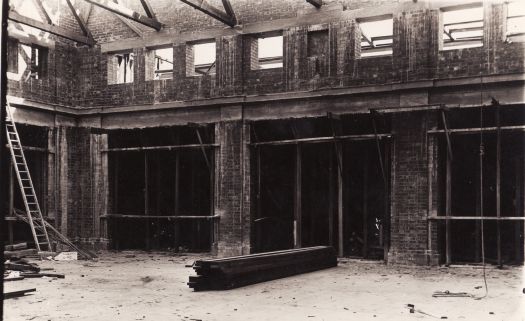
<box><xmin>383</xmin><ymin>140</ymin><xmax>390</xmax><ymax>261</ymax></box>
<box><xmin>144</xmin><ymin>152</ymin><xmax>150</xmax><ymax>250</ymax></box>
<box><xmin>155</xmin><ymin>152</ymin><xmax>161</xmax><ymax>249</ymax></box>
<box><xmin>337</xmin><ymin>145</ymin><xmax>344</xmax><ymax>257</ymax></box>
<box><xmin>174</xmin><ymin>148</ymin><xmax>180</xmax><ymax>251</ymax></box>
<box><xmin>328</xmin><ymin>151</ymin><xmax>334</xmax><ymax>247</ymax></box>
<box><xmin>445</xmin><ymin>150</ymin><xmax>451</xmax><ymax>266</ymax></box>
<box><xmin>515</xmin><ymin>158</ymin><xmax>521</xmax><ymax>261</ymax></box>
<box><xmin>256</xmin><ymin>146</ymin><xmax>261</xmax><ymax>251</ymax></box>
<box><xmin>8</xmin><ymin>160</ymin><xmax>13</xmax><ymax>217</ymax></box>
<box><xmin>496</xmin><ymin>106</ymin><xmax>502</xmax><ymax>267</ymax></box>
<box><xmin>475</xmin><ymin>157</ymin><xmax>481</xmax><ymax>262</ymax></box>
<box><xmin>8</xmin><ymin>161</ymin><xmax>14</xmax><ymax>244</ymax></box>
<box><xmin>294</xmin><ymin>144</ymin><xmax>302</xmax><ymax>248</ymax></box>
<box><xmin>522</xmin><ymin>133</ymin><xmax>525</xmax><ymax>263</ymax></box>
<box><xmin>362</xmin><ymin>149</ymin><xmax>368</xmax><ymax>258</ymax></box>
<box><xmin>209</xmin><ymin>148</ymin><xmax>215</xmax><ymax>247</ymax></box>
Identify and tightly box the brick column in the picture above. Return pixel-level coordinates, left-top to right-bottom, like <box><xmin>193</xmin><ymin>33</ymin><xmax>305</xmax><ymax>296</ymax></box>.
<box><xmin>216</xmin><ymin>119</ymin><xmax>251</xmax><ymax>257</ymax></box>
<box><xmin>388</xmin><ymin>111</ymin><xmax>439</xmax><ymax>265</ymax></box>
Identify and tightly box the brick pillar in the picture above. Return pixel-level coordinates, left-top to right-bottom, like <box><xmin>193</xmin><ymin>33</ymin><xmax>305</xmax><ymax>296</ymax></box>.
<box><xmin>388</xmin><ymin>111</ymin><xmax>439</xmax><ymax>265</ymax></box>
<box><xmin>61</xmin><ymin>127</ymin><xmax>109</xmax><ymax>250</ymax></box>
<box><xmin>216</xmin><ymin>119</ymin><xmax>251</xmax><ymax>257</ymax></box>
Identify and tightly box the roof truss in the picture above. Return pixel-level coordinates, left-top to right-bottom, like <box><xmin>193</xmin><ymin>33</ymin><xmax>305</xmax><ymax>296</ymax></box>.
<box><xmin>8</xmin><ymin>9</ymin><xmax>95</xmax><ymax>46</ymax></box>
<box><xmin>139</xmin><ymin>0</ymin><xmax>156</xmax><ymax>19</ymax></box>
<box><xmin>179</xmin><ymin>0</ymin><xmax>237</xmax><ymax>27</ymax></box>
<box><xmin>65</xmin><ymin>0</ymin><xmax>95</xmax><ymax>41</ymax></box>
<box><xmin>83</xmin><ymin>0</ymin><xmax>162</xmax><ymax>31</ymax></box>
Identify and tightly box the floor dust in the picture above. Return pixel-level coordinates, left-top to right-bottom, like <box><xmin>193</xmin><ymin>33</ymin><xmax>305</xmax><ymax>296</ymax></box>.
<box><xmin>4</xmin><ymin>252</ymin><xmax>524</xmax><ymax>321</ymax></box>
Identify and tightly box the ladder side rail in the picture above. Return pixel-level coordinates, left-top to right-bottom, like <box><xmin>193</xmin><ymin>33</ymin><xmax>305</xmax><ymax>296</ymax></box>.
<box><xmin>5</xmin><ymin>104</ymin><xmax>52</xmax><ymax>251</ymax></box>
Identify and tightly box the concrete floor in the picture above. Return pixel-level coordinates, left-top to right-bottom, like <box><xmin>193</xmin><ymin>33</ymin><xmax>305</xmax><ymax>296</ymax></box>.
<box><xmin>4</xmin><ymin>252</ymin><xmax>525</xmax><ymax>321</ymax></box>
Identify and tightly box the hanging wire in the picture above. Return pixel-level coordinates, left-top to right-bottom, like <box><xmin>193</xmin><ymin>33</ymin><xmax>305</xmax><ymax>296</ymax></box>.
<box><xmin>475</xmin><ymin>95</ymin><xmax>489</xmax><ymax>300</ymax></box>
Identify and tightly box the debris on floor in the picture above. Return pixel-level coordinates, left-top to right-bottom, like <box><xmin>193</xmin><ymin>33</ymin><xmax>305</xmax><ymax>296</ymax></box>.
<box><xmin>432</xmin><ymin>290</ymin><xmax>472</xmax><ymax>298</ymax></box>
<box><xmin>3</xmin><ymin>288</ymin><xmax>36</xmax><ymax>300</ymax></box>
<box><xmin>54</xmin><ymin>251</ymin><xmax>78</xmax><ymax>261</ymax></box>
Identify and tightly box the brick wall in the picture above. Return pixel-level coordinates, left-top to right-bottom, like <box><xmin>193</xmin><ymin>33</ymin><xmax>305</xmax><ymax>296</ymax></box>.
<box><xmin>66</xmin><ymin>1</ymin><xmax>523</xmax><ymax>107</ymax></box>
<box><xmin>388</xmin><ymin>111</ymin><xmax>439</xmax><ymax>265</ymax></box>
<box><xmin>7</xmin><ymin>1</ymin><xmax>525</xmax><ymax>107</ymax></box>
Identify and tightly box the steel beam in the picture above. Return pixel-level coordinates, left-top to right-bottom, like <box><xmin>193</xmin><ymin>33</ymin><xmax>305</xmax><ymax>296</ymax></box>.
<box><xmin>139</xmin><ymin>0</ymin><xmax>156</xmax><ymax>19</ymax></box>
<box><xmin>8</xmin><ymin>10</ymin><xmax>94</xmax><ymax>46</ymax></box>
<box><xmin>65</xmin><ymin>0</ymin><xmax>94</xmax><ymax>40</ymax></box>
<box><xmin>84</xmin><ymin>0</ymin><xmax>162</xmax><ymax>31</ymax></box>
<box><xmin>179</xmin><ymin>0</ymin><xmax>236</xmax><ymax>27</ymax></box>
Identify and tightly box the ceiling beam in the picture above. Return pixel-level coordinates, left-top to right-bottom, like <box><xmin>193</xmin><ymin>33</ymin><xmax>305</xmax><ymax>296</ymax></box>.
<box><xmin>306</xmin><ymin>0</ymin><xmax>322</xmax><ymax>8</ymax></box>
<box><xmin>81</xmin><ymin>3</ymin><xmax>93</xmax><ymax>22</ymax></box>
<box><xmin>8</xmin><ymin>10</ymin><xmax>95</xmax><ymax>46</ymax></box>
<box><xmin>116</xmin><ymin>15</ymin><xmax>143</xmax><ymax>37</ymax></box>
<box><xmin>84</xmin><ymin>0</ymin><xmax>162</xmax><ymax>31</ymax></box>
<box><xmin>65</xmin><ymin>0</ymin><xmax>94</xmax><ymax>41</ymax></box>
<box><xmin>33</xmin><ymin>0</ymin><xmax>53</xmax><ymax>25</ymax></box>
<box><xmin>113</xmin><ymin>0</ymin><xmax>143</xmax><ymax>37</ymax></box>
<box><xmin>179</xmin><ymin>0</ymin><xmax>236</xmax><ymax>27</ymax></box>
<box><xmin>139</xmin><ymin>0</ymin><xmax>156</xmax><ymax>19</ymax></box>
<box><xmin>221</xmin><ymin>0</ymin><xmax>237</xmax><ymax>25</ymax></box>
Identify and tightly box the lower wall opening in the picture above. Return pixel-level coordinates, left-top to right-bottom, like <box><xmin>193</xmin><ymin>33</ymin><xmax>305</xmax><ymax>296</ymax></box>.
<box><xmin>6</xmin><ymin>124</ymin><xmax>49</xmax><ymax>246</ymax></box>
<box><xmin>251</xmin><ymin>115</ymin><xmax>390</xmax><ymax>258</ymax></box>
<box><xmin>435</xmin><ymin>106</ymin><xmax>525</xmax><ymax>265</ymax></box>
<box><xmin>107</xmin><ymin>126</ymin><xmax>215</xmax><ymax>252</ymax></box>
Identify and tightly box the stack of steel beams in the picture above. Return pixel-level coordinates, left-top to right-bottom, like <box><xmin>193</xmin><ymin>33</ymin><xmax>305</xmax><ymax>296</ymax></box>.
<box><xmin>188</xmin><ymin>246</ymin><xmax>337</xmax><ymax>291</ymax></box>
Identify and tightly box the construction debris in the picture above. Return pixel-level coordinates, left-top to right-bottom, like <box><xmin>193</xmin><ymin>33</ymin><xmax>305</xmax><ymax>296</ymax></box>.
<box><xmin>5</xmin><ymin>260</ymin><xmax>40</xmax><ymax>273</ymax></box>
<box><xmin>432</xmin><ymin>290</ymin><xmax>472</xmax><ymax>298</ymax></box>
<box><xmin>3</xmin><ymin>288</ymin><xmax>36</xmax><ymax>300</ymax></box>
<box><xmin>4</xmin><ymin>242</ymin><xmax>28</xmax><ymax>251</ymax></box>
<box><xmin>4</xmin><ymin>249</ymin><xmax>38</xmax><ymax>259</ymax></box>
<box><xmin>188</xmin><ymin>246</ymin><xmax>337</xmax><ymax>291</ymax></box>
<box><xmin>19</xmin><ymin>272</ymin><xmax>65</xmax><ymax>279</ymax></box>
<box><xmin>54</xmin><ymin>252</ymin><xmax>78</xmax><ymax>261</ymax></box>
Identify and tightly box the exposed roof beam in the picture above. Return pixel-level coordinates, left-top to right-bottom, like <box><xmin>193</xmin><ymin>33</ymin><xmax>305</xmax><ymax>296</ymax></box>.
<box><xmin>114</xmin><ymin>0</ymin><xmax>143</xmax><ymax>37</ymax></box>
<box><xmin>65</xmin><ymin>0</ymin><xmax>94</xmax><ymax>41</ymax></box>
<box><xmin>306</xmin><ymin>0</ymin><xmax>322</xmax><ymax>8</ymax></box>
<box><xmin>34</xmin><ymin>0</ymin><xmax>53</xmax><ymax>24</ymax></box>
<box><xmin>116</xmin><ymin>15</ymin><xmax>143</xmax><ymax>37</ymax></box>
<box><xmin>179</xmin><ymin>0</ymin><xmax>236</xmax><ymax>27</ymax></box>
<box><xmin>139</xmin><ymin>0</ymin><xmax>156</xmax><ymax>19</ymax></box>
<box><xmin>83</xmin><ymin>0</ymin><xmax>162</xmax><ymax>31</ymax></box>
<box><xmin>8</xmin><ymin>10</ymin><xmax>95</xmax><ymax>46</ymax></box>
<box><xmin>221</xmin><ymin>0</ymin><xmax>237</xmax><ymax>24</ymax></box>
<box><xmin>82</xmin><ymin>3</ymin><xmax>93</xmax><ymax>22</ymax></box>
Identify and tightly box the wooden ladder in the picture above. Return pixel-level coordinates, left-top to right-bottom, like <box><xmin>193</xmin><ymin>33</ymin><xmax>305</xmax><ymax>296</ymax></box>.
<box><xmin>5</xmin><ymin>102</ymin><xmax>52</xmax><ymax>253</ymax></box>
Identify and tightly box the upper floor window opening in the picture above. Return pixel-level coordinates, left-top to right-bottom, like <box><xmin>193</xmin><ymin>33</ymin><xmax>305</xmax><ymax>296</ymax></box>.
<box><xmin>358</xmin><ymin>16</ymin><xmax>393</xmax><ymax>58</ymax></box>
<box><xmin>153</xmin><ymin>47</ymin><xmax>173</xmax><ymax>80</ymax></box>
<box><xmin>187</xmin><ymin>41</ymin><xmax>216</xmax><ymax>76</ymax></box>
<box><xmin>108</xmin><ymin>52</ymin><xmax>134</xmax><ymax>84</ymax></box>
<box><xmin>256</xmin><ymin>34</ymin><xmax>283</xmax><ymax>69</ymax></box>
<box><xmin>20</xmin><ymin>43</ymin><xmax>48</xmax><ymax>79</ymax></box>
<box><xmin>506</xmin><ymin>0</ymin><xmax>525</xmax><ymax>42</ymax></box>
<box><xmin>441</xmin><ymin>4</ymin><xmax>484</xmax><ymax>50</ymax></box>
